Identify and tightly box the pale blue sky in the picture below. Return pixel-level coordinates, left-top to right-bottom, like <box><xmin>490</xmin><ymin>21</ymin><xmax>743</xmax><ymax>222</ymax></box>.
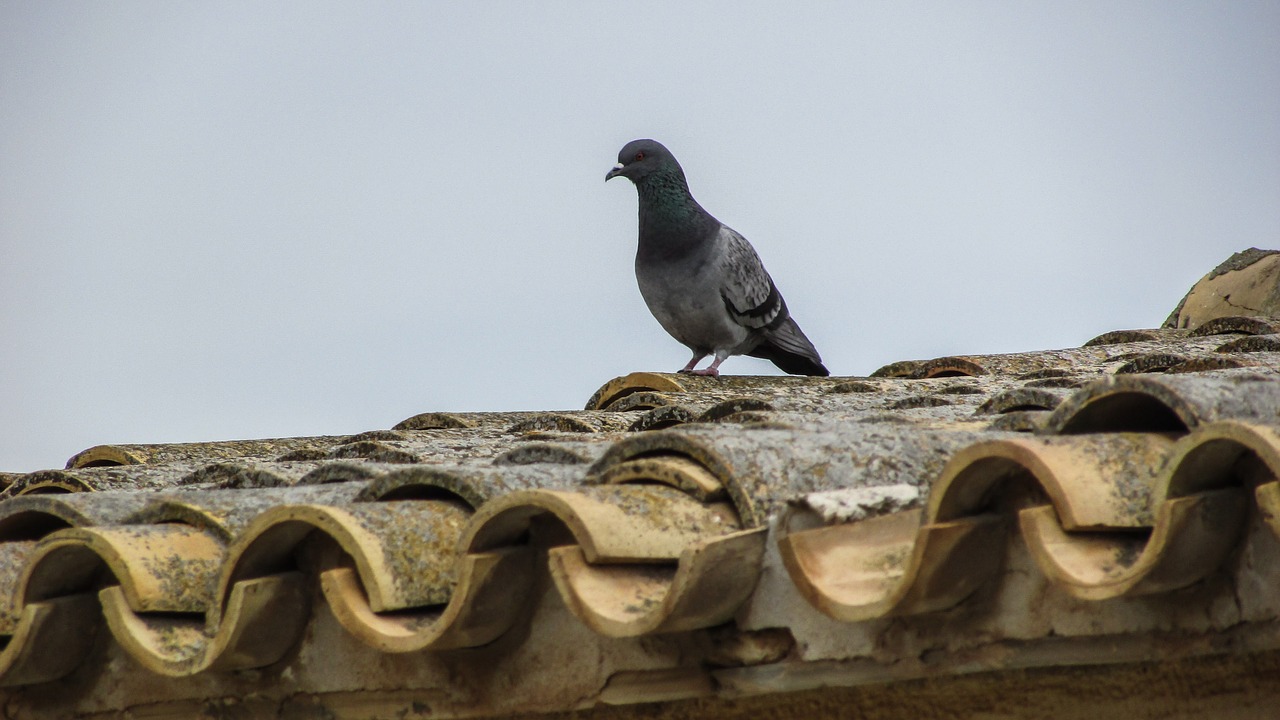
<box><xmin>2</xmin><ymin>3</ymin><xmax>1278</xmax><ymax>471</ymax></box>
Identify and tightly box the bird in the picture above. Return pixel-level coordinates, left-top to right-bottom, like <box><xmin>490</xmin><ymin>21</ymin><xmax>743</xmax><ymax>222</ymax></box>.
<box><xmin>606</xmin><ymin>139</ymin><xmax>829</xmax><ymax>377</ymax></box>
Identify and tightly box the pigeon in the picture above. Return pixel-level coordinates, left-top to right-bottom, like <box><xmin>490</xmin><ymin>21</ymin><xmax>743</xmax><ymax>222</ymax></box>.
<box><xmin>606</xmin><ymin>139</ymin><xmax>829</xmax><ymax>377</ymax></box>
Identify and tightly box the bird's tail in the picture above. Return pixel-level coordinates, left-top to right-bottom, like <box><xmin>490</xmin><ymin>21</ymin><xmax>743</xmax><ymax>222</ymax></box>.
<box><xmin>748</xmin><ymin>317</ymin><xmax>829</xmax><ymax>376</ymax></box>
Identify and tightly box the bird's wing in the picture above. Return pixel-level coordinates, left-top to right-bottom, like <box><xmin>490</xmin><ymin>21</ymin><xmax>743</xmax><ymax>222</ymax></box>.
<box><xmin>717</xmin><ymin>226</ymin><xmax>788</xmax><ymax>331</ymax></box>
<box><xmin>718</xmin><ymin>226</ymin><xmax>826</xmax><ymax>368</ymax></box>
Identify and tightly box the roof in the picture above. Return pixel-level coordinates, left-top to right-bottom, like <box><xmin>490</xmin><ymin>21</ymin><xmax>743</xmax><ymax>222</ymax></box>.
<box><xmin>2</xmin><ymin>253</ymin><xmax>1280</xmax><ymax>719</ymax></box>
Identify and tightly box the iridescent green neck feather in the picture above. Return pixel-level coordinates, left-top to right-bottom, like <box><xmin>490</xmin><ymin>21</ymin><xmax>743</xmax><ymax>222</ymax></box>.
<box><xmin>635</xmin><ymin>165</ymin><xmax>718</xmax><ymax>260</ymax></box>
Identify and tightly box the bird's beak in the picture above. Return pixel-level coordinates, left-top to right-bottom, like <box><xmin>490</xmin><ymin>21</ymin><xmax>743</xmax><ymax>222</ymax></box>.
<box><xmin>605</xmin><ymin>162</ymin><xmax>625</xmax><ymax>181</ymax></box>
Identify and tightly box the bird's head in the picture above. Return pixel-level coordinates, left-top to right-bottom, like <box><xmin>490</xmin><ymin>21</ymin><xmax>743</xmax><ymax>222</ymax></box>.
<box><xmin>605</xmin><ymin>139</ymin><xmax>678</xmax><ymax>184</ymax></box>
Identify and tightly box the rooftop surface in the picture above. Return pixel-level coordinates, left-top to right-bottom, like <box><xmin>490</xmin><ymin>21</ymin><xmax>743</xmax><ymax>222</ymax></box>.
<box><xmin>2</xmin><ymin>252</ymin><xmax>1279</xmax><ymax>719</ymax></box>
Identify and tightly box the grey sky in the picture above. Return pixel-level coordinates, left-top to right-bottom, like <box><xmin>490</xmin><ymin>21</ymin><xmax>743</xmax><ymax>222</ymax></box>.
<box><xmin>2</xmin><ymin>3</ymin><xmax>1277</xmax><ymax>472</ymax></box>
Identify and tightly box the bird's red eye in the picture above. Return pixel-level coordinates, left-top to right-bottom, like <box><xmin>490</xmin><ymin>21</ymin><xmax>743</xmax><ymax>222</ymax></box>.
<box><xmin>634</xmin><ymin>152</ymin><xmax>645</xmax><ymax>161</ymax></box>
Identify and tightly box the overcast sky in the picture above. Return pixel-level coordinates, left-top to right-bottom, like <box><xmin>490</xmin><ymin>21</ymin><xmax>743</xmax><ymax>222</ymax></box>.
<box><xmin>2</xmin><ymin>3</ymin><xmax>1277</xmax><ymax>472</ymax></box>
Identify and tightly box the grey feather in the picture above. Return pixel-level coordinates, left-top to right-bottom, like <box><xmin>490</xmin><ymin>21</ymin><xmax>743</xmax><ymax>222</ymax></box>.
<box><xmin>607</xmin><ymin>139</ymin><xmax>829</xmax><ymax>377</ymax></box>
<box><xmin>718</xmin><ymin>227</ymin><xmax>784</xmax><ymax>330</ymax></box>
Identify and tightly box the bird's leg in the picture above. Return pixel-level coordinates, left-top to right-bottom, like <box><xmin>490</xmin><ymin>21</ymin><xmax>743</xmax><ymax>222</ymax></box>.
<box><xmin>677</xmin><ymin>353</ymin><xmax>708</xmax><ymax>374</ymax></box>
<box><xmin>687</xmin><ymin>355</ymin><xmax>725</xmax><ymax>377</ymax></box>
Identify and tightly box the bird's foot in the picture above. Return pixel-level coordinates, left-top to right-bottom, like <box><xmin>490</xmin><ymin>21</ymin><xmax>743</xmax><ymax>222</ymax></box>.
<box><xmin>677</xmin><ymin>354</ymin><xmax>721</xmax><ymax>376</ymax></box>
